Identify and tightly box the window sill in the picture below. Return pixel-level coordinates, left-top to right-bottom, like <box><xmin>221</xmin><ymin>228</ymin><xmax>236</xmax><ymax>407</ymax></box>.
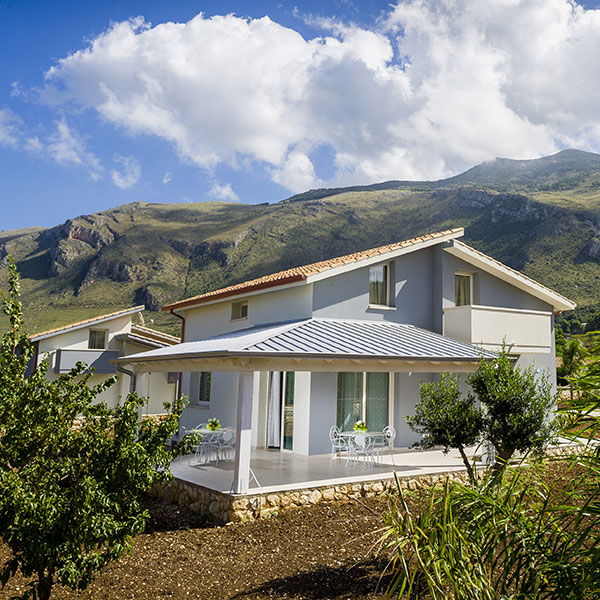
<box><xmin>189</xmin><ymin>402</ymin><xmax>210</xmax><ymax>409</ymax></box>
<box><xmin>367</xmin><ymin>304</ymin><xmax>396</xmax><ymax>311</ymax></box>
<box><xmin>230</xmin><ymin>317</ymin><xmax>248</xmax><ymax>323</ymax></box>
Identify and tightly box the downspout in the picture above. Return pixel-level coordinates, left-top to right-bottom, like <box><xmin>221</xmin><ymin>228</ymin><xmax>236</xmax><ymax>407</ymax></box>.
<box><xmin>170</xmin><ymin>309</ymin><xmax>186</xmax><ymax>400</ymax></box>
<box><xmin>117</xmin><ymin>365</ymin><xmax>137</xmax><ymax>394</ymax></box>
<box><xmin>170</xmin><ymin>308</ymin><xmax>185</xmax><ymax>342</ymax></box>
<box><xmin>32</xmin><ymin>341</ymin><xmax>39</xmax><ymax>369</ymax></box>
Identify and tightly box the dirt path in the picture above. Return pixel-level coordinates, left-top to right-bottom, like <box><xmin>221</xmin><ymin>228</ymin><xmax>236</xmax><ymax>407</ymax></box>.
<box><xmin>0</xmin><ymin>496</ymin><xmax>393</xmax><ymax>600</ymax></box>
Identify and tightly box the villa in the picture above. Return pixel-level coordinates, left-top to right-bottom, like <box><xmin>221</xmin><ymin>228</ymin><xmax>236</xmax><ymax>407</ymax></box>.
<box><xmin>114</xmin><ymin>227</ymin><xmax>575</xmax><ymax>515</ymax></box>
<box><xmin>30</xmin><ymin>306</ymin><xmax>179</xmax><ymax>415</ymax></box>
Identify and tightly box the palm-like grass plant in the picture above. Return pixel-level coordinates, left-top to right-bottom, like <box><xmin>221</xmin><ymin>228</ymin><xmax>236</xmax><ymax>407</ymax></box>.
<box><xmin>383</xmin><ymin>382</ymin><xmax>600</xmax><ymax>599</ymax></box>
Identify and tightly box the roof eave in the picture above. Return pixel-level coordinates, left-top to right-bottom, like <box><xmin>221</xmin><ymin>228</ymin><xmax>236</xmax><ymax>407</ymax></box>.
<box><xmin>162</xmin><ymin>274</ymin><xmax>307</xmax><ymax>312</ymax></box>
<box><xmin>113</xmin><ymin>349</ymin><xmax>493</xmax><ymax>366</ymax></box>
<box><xmin>30</xmin><ymin>306</ymin><xmax>145</xmax><ymax>342</ymax></box>
<box><xmin>445</xmin><ymin>241</ymin><xmax>577</xmax><ymax>312</ymax></box>
<box><xmin>306</xmin><ymin>229</ymin><xmax>464</xmax><ymax>284</ymax></box>
<box><xmin>161</xmin><ymin>228</ymin><xmax>465</xmax><ymax>312</ymax></box>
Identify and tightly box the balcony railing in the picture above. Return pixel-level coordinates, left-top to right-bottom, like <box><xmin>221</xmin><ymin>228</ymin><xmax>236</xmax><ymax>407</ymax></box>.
<box><xmin>443</xmin><ymin>305</ymin><xmax>552</xmax><ymax>353</ymax></box>
<box><xmin>54</xmin><ymin>348</ymin><xmax>119</xmax><ymax>374</ymax></box>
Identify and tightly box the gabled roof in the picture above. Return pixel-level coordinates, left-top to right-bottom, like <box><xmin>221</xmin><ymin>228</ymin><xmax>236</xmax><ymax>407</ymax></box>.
<box><xmin>163</xmin><ymin>228</ymin><xmax>464</xmax><ymax>311</ymax></box>
<box><xmin>30</xmin><ymin>306</ymin><xmax>145</xmax><ymax>342</ymax></box>
<box><xmin>115</xmin><ymin>317</ymin><xmax>497</xmax><ymax>367</ymax></box>
<box><xmin>444</xmin><ymin>240</ymin><xmax>576</xmax><ymax>312</ymax></box>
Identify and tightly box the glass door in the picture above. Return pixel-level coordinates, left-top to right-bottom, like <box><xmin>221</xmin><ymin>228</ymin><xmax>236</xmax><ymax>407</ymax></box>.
<box><xmin>336</xmin><ymin>372</ymin><xmax>389</xmax><ymax>431</ymax></box>
<box><xmin>337</xmin><ymin>373</ymin><xmax>363</xmax><ymax>431</ymax></box>
<box><xmin>365</xmin><ymin>372</ymin><xmax>389</xmax><ymax>432</ymax></box>
<box><xmin>282</xmin><ymin>372</ymin><xmax>295</xmax><ymax>451</ymax></box>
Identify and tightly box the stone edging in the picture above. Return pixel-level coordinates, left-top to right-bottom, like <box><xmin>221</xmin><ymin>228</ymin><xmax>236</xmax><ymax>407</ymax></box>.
<box><xmin>151</xmin><ymin>469</ymin><xmax>473</xmax><ymax>524</ymax></box>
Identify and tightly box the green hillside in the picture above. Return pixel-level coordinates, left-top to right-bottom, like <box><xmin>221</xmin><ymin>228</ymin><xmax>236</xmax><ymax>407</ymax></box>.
<box><xmin>2</xmin><ymin>149</ymin><xmax>600</xmax><ymax>336</ymax></box>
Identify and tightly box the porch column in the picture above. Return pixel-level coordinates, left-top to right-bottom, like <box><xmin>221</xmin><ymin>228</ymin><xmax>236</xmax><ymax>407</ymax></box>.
<box><xmin>232</xmin><ymin>371</ymin><xmax>254</xmax><ymax>494</ymax></box>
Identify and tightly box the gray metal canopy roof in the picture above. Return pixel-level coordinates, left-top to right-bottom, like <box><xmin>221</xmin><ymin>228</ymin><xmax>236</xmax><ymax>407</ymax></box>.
<box><xmin>115</xmin><ymin>318</ymin><xmax>496</xmax><ymax>370</ymax></box>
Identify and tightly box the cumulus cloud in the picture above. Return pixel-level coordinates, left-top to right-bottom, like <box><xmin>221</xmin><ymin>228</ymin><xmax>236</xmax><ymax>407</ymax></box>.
<box><xmin>208</xmin><ymin>182</ymin><xmax>239</xmax><ymax>202</ymax></box>
<box><xmin>0</xmin><ymin>109</ymin><xmax>21</xmax><ymax>148</ymax></box>
<box><xmin>40</xmin><ymin>2</ymin><xmax>600</xmax><ymax>191</ymax></box>
<box><xmin>111</xmin><ymin>155</ymin><xmax>141</xmax><ymax>189</ymax></box>
<box><xmin>0</xmin><ymin>109</ymin><xmax>104</xmax><ymax>180</ymax></box>
<box><xmin>47</xmin><ymin>119</ymin><xmax>103</xmax><ymax>180</ymax></box>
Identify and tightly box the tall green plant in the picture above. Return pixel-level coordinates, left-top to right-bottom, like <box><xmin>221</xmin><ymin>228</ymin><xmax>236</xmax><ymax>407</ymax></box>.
<box><xmin>0</xmin><ymin>257</ymin><xmax>185</xmax><ymax>600</ymax></box>
<box><xmin>557</xmin><ymin>338</ymin><xmax>588</xmax><ymax>402</ymax></box>
<box><xmin>384</xmin><ymin>353</ymin><xmax>600</xmax><ymax>599</ymax></box>
<box><xmin>407</xmin><ymin>374</ymin><xmax>483</xmax><ymax>483</ymax></box>
<box><xmin>468</xmin><ymin>348</ymin><xmax>556</xmax><ymax>474</ymax></box>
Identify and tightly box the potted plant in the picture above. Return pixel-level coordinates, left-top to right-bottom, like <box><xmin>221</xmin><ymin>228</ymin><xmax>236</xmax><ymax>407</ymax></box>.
<box><xmin>207</xmin><ymin>418</ymin><xmax>221</xmax><ymax>431</ymax></box>
<box><xmin>353</xmin><ymin>420</ymin><xmax>367</xmax><ymax>432</ymax></box>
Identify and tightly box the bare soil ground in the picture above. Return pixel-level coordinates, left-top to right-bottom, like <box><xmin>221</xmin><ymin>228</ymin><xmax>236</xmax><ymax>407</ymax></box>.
<box><xmin>0</xmin><ymin>495</ymin><xmax>394</xmax><ymax>600</ymax></box>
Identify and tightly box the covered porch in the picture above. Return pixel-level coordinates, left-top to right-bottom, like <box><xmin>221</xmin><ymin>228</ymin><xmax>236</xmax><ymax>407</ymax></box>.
<box><xmin>115</xmin><ymin>318</ymin><xmax>495</xmax><ymax>496</ymax></box>
<box><xmin>171</xmin><ymin>445</ymin><xmax>477</xmax><ymax>495</ymax></box>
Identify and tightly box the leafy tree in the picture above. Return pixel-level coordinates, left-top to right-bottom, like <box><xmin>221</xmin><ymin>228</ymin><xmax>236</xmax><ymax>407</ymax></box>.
<box><xmin>407</xmin><ymin>374</ymin><xmax>483</xmax><ymax>483</ymax></box>
<box><xmin>0</xmin><ymin>257</ymin><xmax>184</xmax><ymax>600</ymax></box>
<box><xmin>557</xmin><ymin>337</ymin><xmax>588</xmax><ymax>401</ymax></box>
<box><xmin>468</xmin><ymin>348</ymin><xmax>556</xmax><ymax>473</ymax></box>
<box><xmin>384</xmin><ymin>370</ymin><xmax>600</xmax><ymax>600</ymax></box>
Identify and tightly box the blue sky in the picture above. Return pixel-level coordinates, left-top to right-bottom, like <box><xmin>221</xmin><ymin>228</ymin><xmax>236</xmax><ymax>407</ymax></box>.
<box><xmin>2</xmin><ymin>0</ymin><xmax>600</xmax><ymax>231</ymax></box>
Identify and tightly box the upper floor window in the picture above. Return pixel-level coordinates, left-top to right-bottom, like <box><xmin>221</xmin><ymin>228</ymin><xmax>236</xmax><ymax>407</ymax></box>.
<box><xmin>369</xmin><ymin>264</ymin><xmax>389</xmax><ymax>306</ymax></box>
<box><xmin>231</xmin><ymin>300</ymin><xmax>248</xmax><ymax>320</ymax></box>
<box><xmin>455</xmin><ymin>273</ymin><xmax>472</xmax><ymax>306</ymax></box>
<box><xmin>88</xmin><ymin>329</ymin><xmax>107</xmax><ymax>349</ymax></box>
<box><xmin>190</xmin><ymin>371</ymin><xmax>211</xmax><ymax>407</ymax></box>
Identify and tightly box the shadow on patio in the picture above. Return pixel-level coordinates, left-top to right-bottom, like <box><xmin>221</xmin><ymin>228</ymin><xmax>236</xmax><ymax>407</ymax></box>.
<box><xmin>170</xmin><ymin>446</ymin><xmax>472</xmax><ymax>495</ymax></box>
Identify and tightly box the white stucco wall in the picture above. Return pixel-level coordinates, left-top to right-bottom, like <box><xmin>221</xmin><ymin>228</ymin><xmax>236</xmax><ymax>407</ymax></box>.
<box><xmin>179</xmin><ymin>371</ymin><xmax>240</xmax><ymax>431</ymax></box>
<box><xmin>36</xmin><ymin>315</ymin><xmax>133</xmax><ymax>409</ymax></box>
<box><xmin>312</xmin><ymin>247</ymin><xmax>435</xmax><ymax>329</ymax></box>
<box><xmin>182</xmin><ymin>284</ymin><xmax>313</xmax><ymax>341</ymax></box>
<box><xmin>308</xmin><ymin>372</ymin><xmax>338</xmax><ymax>455</ymax></box>
<box><xmin>293</xmin><ymin>372</ymin><xmax>311</xmax><ymax>455</ymax></box>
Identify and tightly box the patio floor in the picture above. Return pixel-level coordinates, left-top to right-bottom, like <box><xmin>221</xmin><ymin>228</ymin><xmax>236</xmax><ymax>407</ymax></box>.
<box><xmin>170</xmin><ymin>446</ymin><xmax>475</xmax><ymax>495</ymax></box>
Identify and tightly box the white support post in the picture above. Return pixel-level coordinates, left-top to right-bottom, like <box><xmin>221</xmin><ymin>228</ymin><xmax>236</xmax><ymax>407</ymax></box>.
<box><xmin>232</xmin><ymin>371</ymin><xmax>254</xmax><ymax>494</ymax></box>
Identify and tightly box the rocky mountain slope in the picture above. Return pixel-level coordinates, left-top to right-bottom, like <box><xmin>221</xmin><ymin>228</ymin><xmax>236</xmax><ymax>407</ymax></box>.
<box><xmin>2</xmin><ymin>149</ymin><xmax>600</xmax><ymax>335</ymax></box>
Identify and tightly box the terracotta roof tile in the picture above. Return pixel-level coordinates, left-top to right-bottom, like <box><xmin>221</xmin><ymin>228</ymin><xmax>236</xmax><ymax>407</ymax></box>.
<box><xmin>163</xmin><ymin>228</ymin><xmax>463</xmax><ymax>311</ymax></box>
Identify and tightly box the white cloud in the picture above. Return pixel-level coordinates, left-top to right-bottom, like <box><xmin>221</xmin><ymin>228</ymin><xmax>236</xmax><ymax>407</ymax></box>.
<box><xmin>47</xmin><ymin>119</ymin><xmax>103</xmax><ymax>180</ymax></box>
<box><xmin>208</xmin><ymin>182</ymin><xmax>239</xmax><ymax>202</ymax></box>
<box><xmin>162</xmin><ymin>171</ymin><xmax>172</xmax><ymax>184</ymax></box>
<box><xmin>41</xmin><ymin>3</ymin><xmax>600</xmax><ymax>192</ymax></box>
<box><xmin>110</xmin><ymin>155</ymin><xmax>141</xmax><ymax>189</ymax></box>
<box><xmin>0</xmin><ymin>109</ymin><xmax>21</xmax><ymax>148</ymax></box>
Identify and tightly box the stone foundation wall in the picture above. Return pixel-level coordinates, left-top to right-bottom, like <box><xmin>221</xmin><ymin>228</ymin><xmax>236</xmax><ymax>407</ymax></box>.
<box><xmin>151</xmin><ymin>470</ymin><xmax>472</xmax><ymax>524</ymax></box>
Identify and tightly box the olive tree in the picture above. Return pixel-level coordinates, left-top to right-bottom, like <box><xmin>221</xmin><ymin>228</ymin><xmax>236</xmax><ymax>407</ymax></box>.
<box><xmin>408</xmin><ymin>349</ymin><xmax>557</xmax><ymax>482</ymax></box>
<box><xmin>407</xmin><ymin>373</ymin><xmax>483</xmax><ymax>483</ymax></box>
<box><xmin>468</xmin><ymin>348</ymin><xmax>556</xmax><ymax>473</ymax></box>
<box><xmin>0</xmin><ymin>258</ymin><xmax>184</xmax><ymax>600</ymax></box>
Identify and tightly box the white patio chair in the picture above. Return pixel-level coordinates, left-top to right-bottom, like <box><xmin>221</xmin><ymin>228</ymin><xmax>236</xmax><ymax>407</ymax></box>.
<box><xmin>217</xmin><ymin>427</ymin><xmax>236</xmax><ymax>462</ymax></box>
<box><xmin>374</xmin><ymin>425</ymin><xmax>396</xmax><ymax>466</ymax></box>
<box><xmin>180</xmin><ymin>426</ymin><xmax>203</xmax><ymax>465</ymax></box>
<box><xmin>348</xmin><ymin>433</ymin><xmax>376</xmax><ymax>469</ymax></box>
<box><xmin>329</xmin><ymin>425</ymin><xmax>348</xmax><ymax>461</ymax></box>
<box><xmin>194</xmin><ymin>430</ymin><xmax>221</xmax><ymax>465</ymax></box>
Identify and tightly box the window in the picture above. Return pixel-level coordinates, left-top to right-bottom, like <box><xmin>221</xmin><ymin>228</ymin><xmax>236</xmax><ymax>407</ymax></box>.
<box><xmin>369</xmin><ymin>264</ymin><xmax>389</xmax><ymax>306</ymax></box>
<box><xmin>336</xmin><ymin>372</ymin><xmax>389</xmax><ymax>432</ymax></box>
<box><xmin>455</xmin><ymin>273</ymin><xmax>472</xmax><ymax>306</ymax></box>
<box><xmin>88</xmin><ymin>329</ymin><xmax>107</xmax><ymax>349</ymax></box>
<box><xmin>231</xmin><ymin>300</ymin><xmax>248</xmax><ymax>320</ymax></box>
<box><xmin>190</xmin><ymin>372</ymin><xmax>211</xmax><ymax>407</ymax></box>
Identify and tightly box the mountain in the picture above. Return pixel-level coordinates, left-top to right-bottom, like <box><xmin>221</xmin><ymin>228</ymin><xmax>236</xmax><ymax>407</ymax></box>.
<box><xmin>2</xmin><ymin>149</ymin><xmax>600</xmax><ymax>335</ymax></box>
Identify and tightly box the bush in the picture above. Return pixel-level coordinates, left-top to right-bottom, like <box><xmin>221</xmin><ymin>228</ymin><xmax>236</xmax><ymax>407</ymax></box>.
<box><xmin>0</xmin><ymin>258</ymin><xmax>185</xmax><ymax>600</ymax></box>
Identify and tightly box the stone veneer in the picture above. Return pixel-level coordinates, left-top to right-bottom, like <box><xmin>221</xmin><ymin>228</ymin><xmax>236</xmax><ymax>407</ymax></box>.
<box><xmin>151</xmin><ymin>470</ymin><xmax>472</xmax><ymax>524</ymax></box>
